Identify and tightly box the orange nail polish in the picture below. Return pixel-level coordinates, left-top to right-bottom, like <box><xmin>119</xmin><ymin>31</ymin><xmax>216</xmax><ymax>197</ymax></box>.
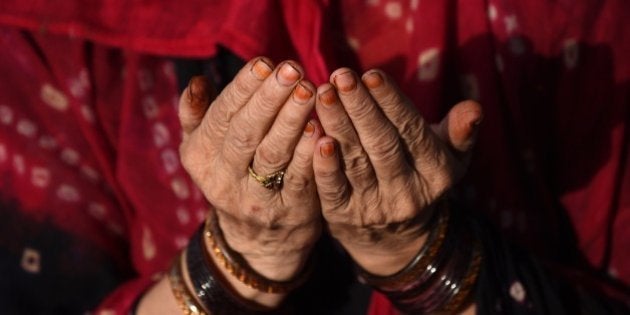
<box><xmin>251</xmin><ymin>58</ymin><xmax>273</xmax><ymax>80</ymax></box>
<box><xmin>333</xmin><ymin>71</ymin><xmax>357</xmax><ymax>92</ymax></box>
<box><xmin>363</xmin><ymin>71</ymin><xmax>383</xmax><ymax>89</ymax></box>
<box><xmin>303</xmin><ymin>121</ymin><xmax>315</xmax><ymax>137</ymax></box>
<box><xmin>293</xmin><ymin>82</ymin><xmax>313</xmax><ymax>104</ymax></box>
<box><xmin>187</xmin><ymin>75</ymin><xmax>214</xmax><ymax>112</ymax></box>
<box><xmin>277</xmin><ymin>62</ymin><xmax>301</xmax><ymax>86</ymax></box>
<box><xmin>320</xmin><ymin>142</ymin><xmax>335</xmax><ymax>158</ymax></box>
<box><xmin>319</xmin><ymin>88</ymin><xmax>337</xmax><ymax>106</ymax></box>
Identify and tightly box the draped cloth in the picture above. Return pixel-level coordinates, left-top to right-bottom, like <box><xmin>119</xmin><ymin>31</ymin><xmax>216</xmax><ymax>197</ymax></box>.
<box><xmin>0</xmin><ymin>0</ymin><xmax>628</xmax><ymax>313</ymax></box>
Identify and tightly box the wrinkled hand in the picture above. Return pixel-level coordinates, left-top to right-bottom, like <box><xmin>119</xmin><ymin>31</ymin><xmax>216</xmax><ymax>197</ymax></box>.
<box><xmin>313</xmin><ymin>68</ymin><xmax>482</xmax><ymax>275</ymax></box>
<box><xmin>178</xmin><ymin>58</ymin><xmax>322</xmax><ymax>282</ymax></box>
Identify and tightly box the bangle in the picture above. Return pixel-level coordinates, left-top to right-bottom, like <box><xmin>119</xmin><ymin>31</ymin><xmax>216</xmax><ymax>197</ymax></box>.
<box><xmin>355</xmin><ymin>205</ymin><xmax>449</xmax><ymax>290</ymax></box>
<box><xmin>185</xmin><ymin>224</ymin><xmax>283</xmax><ymax>314</ymax></box>
<box><xmin>204</xmin><ymin>210</ymin><xmax>312</xmax><ymax>294</ymax></box>
<box><xmin>169</xmin><ymin>252</ymin><xmax>207</xmax><ymax>315</ymax></box>
<box><xmin>356</xmin><ymin>201</ymin><xmax>483</xmax><ymax>313</ymax></box>
<box><xmin>441</xmin><ymin>239</ymin><xmax>482</xmax><ymax>313</ymax></box>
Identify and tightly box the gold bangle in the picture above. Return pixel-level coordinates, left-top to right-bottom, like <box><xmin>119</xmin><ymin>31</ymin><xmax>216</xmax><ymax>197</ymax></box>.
<box><xmin>204</xmin><ymin>210</ymin><xmax>313</xmax><ymax>294</ymax></box>
<box><xmin>168</xmin><ymin>251</ymin><xmax>207</xmax><ymax>315</ymax></box>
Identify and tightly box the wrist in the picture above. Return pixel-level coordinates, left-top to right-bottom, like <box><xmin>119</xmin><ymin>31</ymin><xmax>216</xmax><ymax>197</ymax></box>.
<box><xmin>347</xmin><ymin>232</ymin><xmax>428</xmax><ymax>276</ymax></box>
<box><xmin>216</xmin><ymin>211</ymin><xmax>320</xmax><ymax>281</ymax></box>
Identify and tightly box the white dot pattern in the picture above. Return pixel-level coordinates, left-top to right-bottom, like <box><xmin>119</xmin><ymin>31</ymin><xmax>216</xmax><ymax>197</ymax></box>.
<box><xmin>40</xmin><ymin>83</ymin><xmax>69</xmax><ymax>111</ymax></box>
<box><xmin>509</xmin><ymin>281</ymin><xmax>527</xmax><ymax>303</ymax></box>
<box><xmin>384</xmin><ymin>1</ymin><xmax>403</xmax><ymax>20</ymax></box>
<box><xmin>417</xmin><ymin>48</ymin><xmax>440</xmax><ymax>81</ymax></box>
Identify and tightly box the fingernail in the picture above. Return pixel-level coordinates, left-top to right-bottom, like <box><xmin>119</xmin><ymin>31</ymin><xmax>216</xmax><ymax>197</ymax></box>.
<box><xmin>319</xmin><ymin>88</ymin><xmax>337</xmax><ymax>106</ymax></box>
<box><xmin>464</xmin><ymin>110</ymin><xmax>483</xmax><ymax>127</ymax></box>
<box><xmin>187</xmin><ymin>75</ymin><xmax>213</xmax><ymax>108</ymax></box>
<box><xmin>276</xmin><ymin>62</ymin><xmax>301</xmax><ymax>86</ymax></box>
<box><xmin>293</xmin><ymin>82</ymin><xmax>313</xmax><ymax>104</ymax></box>
<box><xmin>303</xmin><ymin>121</ymin><xmax>315</xmax><ymax>137</ymax></box>
<box><xmin>251</xmin><ymin>58</ymin><xmax>273</xmax><ymax>80</ymax></box>
<box><xmin>363</xmin><ymin>71</ymin><xmax>383</xmax><ymax>89</ymax></box>
<box><xmin>320</xmin><ymin>142</ymin><xmax>335</xmax><ymax>158</ymax></box>
<box><xmin>333</xmin><ymin>71</ymin><xmax>357</xmax><ymax>92</ymax></box>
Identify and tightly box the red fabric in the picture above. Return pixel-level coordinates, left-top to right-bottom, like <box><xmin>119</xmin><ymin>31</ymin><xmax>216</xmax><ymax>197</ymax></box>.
<box><xmin>0</xmin><ymin>29</ymin><xmax>208</xmax><ymax>312</ymax></box>
<box><xmin>0</xmin><ymin>0</ymin><xmax>628</xmax><ymax>314</ymax></box>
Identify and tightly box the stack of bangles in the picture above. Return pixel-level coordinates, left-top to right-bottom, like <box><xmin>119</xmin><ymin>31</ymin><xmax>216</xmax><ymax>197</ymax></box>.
<box><xmin>168</xmin><ymin>202</ymin><xmax>482</xmax><ymax>314</ymax></box>
<box><xmin>168</xmin><ymin>210</ymin><xmax>309</xmax><ymax>314</ymax></box>
<box><xmin>356</xmin><ymin>202</ymin><xmax>483</xmax><ymax>313</ymax></box>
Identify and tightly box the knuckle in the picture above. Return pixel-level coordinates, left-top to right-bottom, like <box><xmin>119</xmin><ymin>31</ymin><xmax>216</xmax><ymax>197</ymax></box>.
<box><xmin>325</xmin><ymin>114</ymin><xmax>354</xmax><ymax>135</ymax></box>
<box><xmin>347</xmin><ymin>98</ymin><xmax>377</xmax><ymax>121</ymax></box>
<box><xmin>367</xmin><ymin>132</ymin><xmax>401</xmax><ymax>164</ymax></box>
<box><xmin>228</xmin><ymin>124</ymin><xmax>258</xmax><ymax>152</ymax></box>
<box><xmin>377</xmin><ymin>88</ymin><xmax>403</xmax><ymax>109</ymax></box>
<box><xmin>319</xmin><ymin>187</ymin><xmax>347</xmax><ymax>209</ymax></box>
<box><xmin>256</xmin><ymin>144</ymin><xmax>291</xmax><ymax>169</ymax></box>
<box><xmin>274</xmin><ymin>113</ymin><xmax>303</xmax><ymax>137</ymax></box>
<box><xmin>343</xmin><ymin>151</ymin><xmax>372</xmax><ymax>179</ymax></box>
<box><xmin>250</xmin><ymin>87</ymin><xmax>282</xmax><ymax>116</ymax></box>
<box><xmin>400</xmin><ymin>116</ymin><xmax>426</xmax><ymax>145</ymax></box>
<box><xmin>232</xmin><ymin>71</ymin><xmax>259</xmax><ymax>97</ymax></box>
<box><xmin>283</xmin><ymin>172</ymin><xmax>311</xmax><ymax>193</ymax></box>
<box><xmin>291</xmin><ymin>149</ymin><xmax>312</xmax><ymax>170</ymax></box>
<box><xmin>314</xmin><ymin>167</ymin><xmax>339</xmax><ymax>182</ymax></box>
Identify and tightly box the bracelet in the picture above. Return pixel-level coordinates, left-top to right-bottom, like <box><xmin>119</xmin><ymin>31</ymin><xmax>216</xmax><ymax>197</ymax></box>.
<box><xmin>168</xmin><ymin>252</ymin><xmax>207</xmax><ymax>315</ymax></box>
<box><xmin>204</xmin><ymin>210</ymin><xmax>312</xmax><ymax>294</ymax></box>
<box><xmin>356</xmin><ymin>201</ymin><xmax>483</xmax><ymax>313</ymax></box>
<box><xmin>441</xmin><ymin>239</ymin><xmax>482</xmax><ymax>313</ymax></box>
<box><xmin>185</xmin><ymin>224</ymin><xmax>283</xmax><ymax>314</ymax></box>
<box><xmin>355</xmin><ymin>205</ymin><xmax>449</xmax><ymax>291</ymax></box>
<box><xmin>395</xmin><ymin>221</ymin><xmax>479</xmax><ymax>312</ymax></box>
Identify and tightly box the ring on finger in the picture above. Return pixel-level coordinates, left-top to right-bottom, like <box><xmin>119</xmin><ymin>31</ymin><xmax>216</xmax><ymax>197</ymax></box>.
<box><xmin>248</xmin><ymin>164</ymin><xmax>285</xmax><ymax>190</ymax></box>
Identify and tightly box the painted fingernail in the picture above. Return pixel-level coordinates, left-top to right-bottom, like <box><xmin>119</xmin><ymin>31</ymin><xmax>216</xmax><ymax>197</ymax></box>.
<box><xmin>293</xmin><ymin>82</ymin><xmax>313</xmax><ymax>104</ymax></box>
<box><xmin>276</xmin><ymin>62</ymin><xmax>301</xmax><ymax>86</ymax></box>
<box><xmin>320</xmin><ymin>142</ymin><xmax>335</xmax><ymax>158</ymax></box>
<box><xmin>333</xmin><ymin>71</ymin><xmax>357</xmax><ymax>92</ymax></box>
<box><xmin>251</xmin><ymin>58</ymin><xmax>273</xmax><ymax>80</ymax></box>
<box><xmin>187</xmin><ymin>76</ymin><xmax>214</xmax><ymax>110</ymax></box>
<box><xmin>363</xmin><ymin>71</ymin><xmax>383</xmax><ymax>89</ymax></box>
<box><xmin>303</xmin><ymin>121</ymin><xmax>315</xmax><ymax>137</ymax></box>
<box><xmin>464</xmin><ymin>110</ymin><xmax>483</xmax><ymax>127</ymax></box>
<box><xmin>319</xmin><ymin>88</ymin><xmax>337</xmax><ymax>106</ymax></box>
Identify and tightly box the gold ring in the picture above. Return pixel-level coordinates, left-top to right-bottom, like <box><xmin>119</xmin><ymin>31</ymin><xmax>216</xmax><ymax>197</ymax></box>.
<box><xmin>248</xmin><ymin>165</ymin><xmax>285</xmax><ymax>189</ymax></box>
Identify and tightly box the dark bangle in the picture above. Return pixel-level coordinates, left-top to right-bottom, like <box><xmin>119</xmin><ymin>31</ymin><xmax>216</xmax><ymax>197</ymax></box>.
<box><xmin>185</xmin><ymin>224</ymin><xmax>284</xmax><ymax>314</ymax></box>
<box><xmin>356</xmin><ymin>201</ymin><xmax>483</xmax><ymax>314</ymax></box>
<box><xmin>205</xmin><ymin>210</ymin><xmax>312</xmax><ymax>294</ymax></box>
<box><xmin>355</xmin><ymin>205</ymin><xmax>449</xmax><ymax>290</ymax></box>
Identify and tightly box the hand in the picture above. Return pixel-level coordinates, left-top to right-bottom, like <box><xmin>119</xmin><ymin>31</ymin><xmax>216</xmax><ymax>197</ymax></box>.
<box><xmin>178</xmin><ymin>58</ymin><xmax>322</xmax><ymax>284</ymax></box>
<box><xmin>313</xmin><ymin>68</ymin><xmax>482</xmax><ymax>275</ymax></box>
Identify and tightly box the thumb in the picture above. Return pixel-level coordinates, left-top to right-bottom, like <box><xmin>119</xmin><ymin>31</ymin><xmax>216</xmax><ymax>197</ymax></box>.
<box><xmin>178</xmin><ymin>75</ymin><xmax>216</xmax><ymax>135</ymax></box>
<box><xmin>431</xmin><ymin>100</ymin><xmax>483</xmax><ymax>154</ymax></box>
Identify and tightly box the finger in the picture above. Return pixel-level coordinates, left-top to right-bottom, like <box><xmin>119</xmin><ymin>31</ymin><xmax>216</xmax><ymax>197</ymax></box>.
<box><xmin>222</xmin><ymin>61</ymin><xmax>303</xmax><ymax>173</ymax></box>
<box><xmin>313</xmin><ymin>137</ymin><xmax>350</xmax><ymax>212</ymax></box>
<box><xmin>360</xmin><ymin>70</ymin><xmax>440</xmax><ymax>171</ymax></box>
<box><xmin>315</xmin><ymin>83</ymin><xmax>377</xmax><ymax>190</ymax></box>
<box><xmin>253</xmin><ymin>80</ymin><xmax>316</xmax><ymax>177</ymax></box>
<box><xmin>178</xmin><ymin>75</ymin><xmax>215</xmax><ymax>136</ymax></box>
<box><xmin>201</xmin><ymin>57</ymin><xmax>274</xmax><ymax>140</ymax></box>
<box><xmin>282</xmin><ymin>119</ymin><xmax>322</xmax><ymax>197</ymax></box>
<box><xmin>330</xmin><ymin>68</ymin><xmax>409</xmax><ymax>181</ymax></box>
<box><xmin>431</xmin><ymin>100</ymin><xmax>483</xmax><ymax>154</ymax></box>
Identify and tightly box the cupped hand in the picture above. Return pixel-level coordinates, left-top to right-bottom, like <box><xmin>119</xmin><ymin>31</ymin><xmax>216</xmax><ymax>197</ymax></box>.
<box><xmin>313</xmin><ymin>68</ymin><xmax>482</xmax><ymax>275</ymax></box>
<box><xmin>178</xmin><ymin>58</ymin><xmax>323</xmax><ymax>282</ymax></box>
